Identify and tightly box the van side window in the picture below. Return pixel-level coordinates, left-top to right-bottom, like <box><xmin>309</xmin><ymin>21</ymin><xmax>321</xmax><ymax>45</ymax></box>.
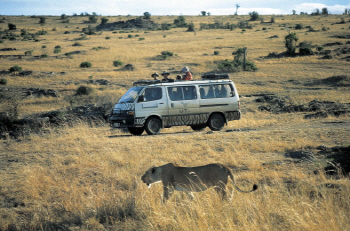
<box><xmin>142</xmin><ymin>87</ymin><xmax>162</xmax><ymax>101</ymax></box>
<box><xmin>200</xmin><ymin>84</ymin><xmax>234</xmax><ymax>99</ymax></box>
<box><xmin>168</xmin><ymin>86</ymin><xmax>197</xmax><ymax>101</ymax></box>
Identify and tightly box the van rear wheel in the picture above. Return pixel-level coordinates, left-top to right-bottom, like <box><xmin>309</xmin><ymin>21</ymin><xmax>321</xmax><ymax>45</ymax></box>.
<box><xmin>145</xmin><ymin>117</ymin><xmax>162</xmax><ymax>135</ymax></box>
<box><xmin>208</xmin><ymin>114</ymin><xmax>225</xmax><ymax>131</ymax></box>
<box><xmin>128</xmin><ymin>127</ymin><xmax>144</xmax><ymax>136</ymax></box>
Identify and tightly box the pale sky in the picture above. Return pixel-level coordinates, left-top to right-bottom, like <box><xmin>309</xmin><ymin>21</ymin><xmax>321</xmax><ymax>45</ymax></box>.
<box><xmin>0</xmin><ymin>0</ymin><xmax>349</xmax><ymax>16</ymax></box>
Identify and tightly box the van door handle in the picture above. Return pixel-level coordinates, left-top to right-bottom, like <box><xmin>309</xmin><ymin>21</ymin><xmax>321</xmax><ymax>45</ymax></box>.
<box><xmin>159</xmin><ymin>103</ymin><xmax>164</xmax><ymax>104</ymax></box>
<box><xmin>171</xmin><ymin>103</ymin><xmax>174</xmax><ymax>108</ymax></box>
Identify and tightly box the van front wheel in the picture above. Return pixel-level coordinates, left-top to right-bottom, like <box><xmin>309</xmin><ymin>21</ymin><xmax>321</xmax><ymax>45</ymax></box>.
<box><xmin>145</xmin><ymin>117</ymin><xmax>162</xmax><ymax>135</ymax></box>
<box><xmin>128</xmin><ymin>127</ymin><xmax>144</xmax><ymax>136</ymax></box>
<box><xmin>208</xmin><ymin>114</ymin><xmax>225</xmax><ymax>131</ymax></box>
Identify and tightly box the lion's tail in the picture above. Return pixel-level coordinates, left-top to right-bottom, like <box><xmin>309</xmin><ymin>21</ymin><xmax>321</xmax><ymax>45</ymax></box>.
<box><xmin>228</xmin><ymin>169</ymin><xmax>258</xmax><ymax>193</ymax></box>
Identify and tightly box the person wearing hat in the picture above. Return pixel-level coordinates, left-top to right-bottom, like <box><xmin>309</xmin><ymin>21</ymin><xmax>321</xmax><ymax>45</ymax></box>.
<box><xmin>161</xmin><ymin>71</ymin><xmax>171</xmax><ymax>81</ymax></box>
<box><xmin>151</xmin><ymin>72</ymin><xmax>159</xmax><ymax>80</ymax></box>
<box><xmin>181</xmin><ymin>66</ymin><xmax>193</xmax><ymax>80</ymax></box>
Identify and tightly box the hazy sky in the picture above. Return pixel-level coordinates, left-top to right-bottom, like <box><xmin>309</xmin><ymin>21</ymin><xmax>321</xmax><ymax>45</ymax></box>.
<box><xmin>0</xmin><ymin>0</ymin><xmax>349</xmax><ymax>16</ymax></box>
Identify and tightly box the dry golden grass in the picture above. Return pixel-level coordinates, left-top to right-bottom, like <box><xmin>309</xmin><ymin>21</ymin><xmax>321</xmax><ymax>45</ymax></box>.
<box><xmin>0</xmin><ymin>14</ymin><xmax>350</xmax><ymax>230</ymax></box>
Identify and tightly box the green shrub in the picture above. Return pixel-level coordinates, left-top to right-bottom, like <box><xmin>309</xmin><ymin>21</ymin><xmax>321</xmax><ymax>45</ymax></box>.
<box><xmin>105</xmin><ymin>36</ymin><xmax>110</xmax><ymax>39</ymax></box>
<box><xmin>127</xmin><ymin>34</ymin><xmax>133</xmax><ymax>38</ymax></box>
<box><xmin>101</xmin><ymin>17</ymin><xmax>109</xmax><ymax>25</ymax></box>
<box><xmin>80</xmin><ymin>61</ymin><xmax>92</xmax><ymax>68</ymax></box>
<box><xmin>54</xmin><ymin>48</ymin><xmax>61</xmax><ymax>53</ymax></box>
<box><xmin>72</xmin><ymin>42</ymin><xmax>82</xmax><ymax>46</ymax></box>
<box><xmin>42</xmin><ymin>45</ymin><xmax>47</xmax><ymax>48</ymax></box>
<box><xmin>285</xmin><ymin>32</ymin><xmax>298</xmax><ymax>55</ymax></box>
<box><xmin>138</xmin><ymin>37</ymin><xmax>145</xmax><ymax>41</ymax></box>
<box><xmin>218</xmin><ymin>59</ymin><xmax>257</xmax><ymax>72</ymax></box>
<box><xmin>40</xmin><ymin>54</ymin><xmax>48</xmax><ymax>58</ymax></box>
<box><xmin>187</xmin><ymin>22</ymin><xmax>195</xmax><ymax>32</ymax></box>
<box><xmin>113</xmin><ymin>60</ymin><xmax>123</xmax><ymax>67</ymax></box>
<box><xmin>214</xmin><ymin>51</ymin><xmax>220</xmax><ymax>55</ymax></box>
<box><xmin>8</xmin><ymin>23</ymin><xmax>16</xmax><ymax>30</ymax></box>
<box><xmin>24</xmin><ymin>50</ymin><xmax>32</xmax><ymax>55</ymax></box>
<box><xmin>299</xmin><ymin>42</ymin><xmax>314</xmax><ymax>55</ymax></box>
<box><xmin>0</xmin><ymin>78</ymin><xmax>7</xmax><ymax>85</ymax></box>
<box><xmin>161</xmin><ymin>51</ymin><xmax>174</xmax><ymax>59</ymax></box>
<box><xmin>76</xmin><ymin>85</ymin><xmax>94</xmax><ymax>96</ymax></box>
<box><xmin>9</xmin><ymin>65</ymin><xmax>22</xmax><ymax>73</ymax></box>
<box><xmin>249</xmin><ymin>11</ymin><xmax>259</xmax><ymax>21</ymax></box>
<box><xmin>295</xmin><ymin>24</ymin><xmax>303</xmax><ymax>29</ymax></box>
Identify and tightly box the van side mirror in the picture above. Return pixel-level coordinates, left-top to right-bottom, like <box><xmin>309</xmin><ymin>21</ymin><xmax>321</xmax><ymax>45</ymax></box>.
<box><xmin>137</xmin><ymin>95</ymin><xmax>144</xmax><ymax>102</ymax></box>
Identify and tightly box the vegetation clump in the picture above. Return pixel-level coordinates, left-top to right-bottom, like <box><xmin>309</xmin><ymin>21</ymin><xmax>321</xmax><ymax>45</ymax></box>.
<box><xmin>76</xmin><ymin>85</ymin><xmax>94</xmax><ymax>96</ymax></box>
<box><xmin>80</xmin><ymin>62</ymin><xmax>92</xmax><ymax>68</ymax></box>
<box><xmin>9</xmin><ymin>65</ymin><xmax>22</xmax><ymax>73</ymax></box>
<box><xmin>113</xmin><ymin>60</ymin><xmax>123</xmax><ymax>67</ymax></box>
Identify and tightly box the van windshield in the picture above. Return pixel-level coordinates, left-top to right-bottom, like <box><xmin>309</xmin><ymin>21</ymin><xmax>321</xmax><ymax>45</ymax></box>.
<box><xmin>118</xmin><ymin>86</ymin><xmax>144</xmax><ymax>103</ymax></box>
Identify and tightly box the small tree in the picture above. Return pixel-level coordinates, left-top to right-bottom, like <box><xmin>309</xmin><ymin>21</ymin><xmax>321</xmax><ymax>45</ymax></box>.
<box><xmin>9</xmin><ymin>65</ymin><xmax>22</xmax><ymax>73</ymax></box>
<box><xmin>61</xmin><ymin>14</ymin><xmax>67</xmax><ymax>20</ymax></box>
<box><xmin>201</xmin><ymin>11</ymin><xmax>206</xmax><ymax>16</ymax></box>
<box><xmin>249</xmin><ymin>11</ymin><xmax>259</xmax><ymax>21</ymax></box>
<box><xmin>292</xmin><ymin>10</ymin><xmax>296</xmax><ymax>15</ymax></box>
<box><xmin>322</xmin><ymin>7</ymin><xmax>329</xmax><ymax>15</ymax></box>
<box><xmin>285</xmin><ymin>32</ymin><xmax>298</xmax><ymax>55</ymax></box>
<box><xmin>187</xmin><ymin>22</ymin><xmax>195</xmax><ymax>32</ymax></box>
<box><xmin>101</xmin><ymin>17</ymin><xmax>109</xmax><ymax>25</ymax></box>
<box><xmin>174</xmin><ymin>16</ymin><xmax>186</xmax><ymax>27</ymax></box>
<box><xmin>143</xmin><ymin>12</ymin><xmax>151</xmax><ymax>20</ymax></box>
<box><xmin>8</xmin><ymin>23</ymin><xmax>16</xmax><ymax>30</ymax></box>
<box><xmin>88</xmin><ymin>15</ymin><xmax>98</xmax><ymax>23</ymax></box>
<box><xmin>235</xmin><ymin>4</ymin><xmax>240</xmax><ymax>15</ymax></box>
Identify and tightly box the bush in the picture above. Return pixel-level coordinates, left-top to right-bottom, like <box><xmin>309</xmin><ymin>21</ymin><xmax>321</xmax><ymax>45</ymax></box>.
<box><xmin>80</xmin><ymin>62</ymin><xmax>92</xmax><ymax>68</ymax></box>
<box><xmin>299</xmin><ymin>42</ymin><xmax>314</xmax><ymax>55</ymax></box>
<box><xmin>76</xmin><ymin>85</ymin><xmax>94</xmax><ymax>96</ymax></box>
<box><xmin>285</xmin><ymin>32</ymin><xmax>298</xmax><ymax>55</ymax></box>
<box><xmin>127</xmin><ymin>34</ymin><xmax>133</xmax><ymax>38</ymax></box>
<box><xmin>295</xmin><ymin>24</ymin><xmax>303</xmax><ymax>29</ymax></box>
<box><xmin>187</xmin><ymin>22</ymin><xmax>195</xmax><ymax>32</ymax></box>
<box><xmin>217</xmin><ymin>59</ymin><xmax>257</xmax><ymax>72</ymax></box>
<box><xmin>88</xmin><ymin>15</ymin><xmax>98</xmax><ymax>23</ymax></box>
<box><xmin>161</xmin><ymin>51</ymin><xmax>174</xmax><ymax>59</ymax></box>
<box><xmin>0</xmin><ymin>78</ymin><xmax>7</xmax><ymax>85</ymax></box>
<box><xmin>8</xmin><ymin>23</ymin><xmax>16</xmax><ymax>30</ymax></box>
<box><xmin>24</xmin><ymin>50</ymin><xmax>32</xmax><ymax>56</ymax></box>
<box><xmin>249</xmin><ymin>11</ymin><xmax>259</xmax><ymax>21</ymax></box>
<box><xmin>101</xmin><ymin>17</ymin><xmax>109</xmax><ymax>25</ymax></box>
<box><xmin>9</xmin><ymin>65</ymin><xmax>22</xmax><ymax>73</ymax></box>
<box><xmin>54</xmin><ymin>48</ymin><xmax>61</xmax><ymax>53</ymax></box>
<box><xmin>40</xmin><ymin>54</ymin><xmax>48</xmax><ymax>58</ymax></box>
<box><xmin>113</xmin><ymin>60</ymin><xmax>123</xmax><ymax>67</ymax></box>
<box><xmin>214</xmin><ymin>51</ymin><xmax>220</xmax><ymax>55</ymax></box>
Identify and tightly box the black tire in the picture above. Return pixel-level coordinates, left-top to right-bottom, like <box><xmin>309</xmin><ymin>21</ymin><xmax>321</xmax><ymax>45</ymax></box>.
<box><xmin>144</xmin><ymin>117</ymin><xmax>162</xmax><ymax>135</ymax></box>
<box><xmin>207</xmin><ymin>113</ymin><xmax>225</xmax><ymax>131</ymax></box>
<box><xmin>190</xmin><ymin>125</ymin><xmax>207</xmax><ymax>131</ymax></box>
<box><xmin>128</xmin><ymin>127</ymin><xmax>144</xmax><ymax>136</ymax></box>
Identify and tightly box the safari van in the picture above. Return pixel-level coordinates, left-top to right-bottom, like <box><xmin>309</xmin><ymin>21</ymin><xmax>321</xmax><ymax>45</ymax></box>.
<box><xmin>109</xmin><ymin>74</ymin><xmax>241</xmax><ymax>135</ymax></box>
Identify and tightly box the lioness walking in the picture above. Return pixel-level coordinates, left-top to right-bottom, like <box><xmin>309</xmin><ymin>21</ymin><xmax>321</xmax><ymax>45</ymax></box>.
<box><xmin>141</xmin><ymin>163</ymin><xmax>257</xmax><ymax>201</ymax></box>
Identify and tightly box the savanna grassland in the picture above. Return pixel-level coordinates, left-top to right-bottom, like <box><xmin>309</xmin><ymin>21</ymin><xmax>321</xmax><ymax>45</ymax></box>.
<box><xmin>0</xmin><ymin>13</ymin><xmax>350</xmax><ymax>230</ymax></box>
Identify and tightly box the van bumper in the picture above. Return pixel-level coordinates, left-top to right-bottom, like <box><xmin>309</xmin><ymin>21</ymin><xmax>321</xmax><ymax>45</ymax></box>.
<box><xmin>109</xmin><ymin>115</ymin><xmax>135</xmax><ymax>128</ymax></box>
<box><xmin>225</xmin><ymin>110</ymin><xmax>241</xmax><ymax>121</ymax></box>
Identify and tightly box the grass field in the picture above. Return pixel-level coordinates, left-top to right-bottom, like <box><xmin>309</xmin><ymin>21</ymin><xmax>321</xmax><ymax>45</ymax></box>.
<box><xmin>0</xmin><ymin>14</ymin><xmax>350</xmax><ymax>230</ymax></box>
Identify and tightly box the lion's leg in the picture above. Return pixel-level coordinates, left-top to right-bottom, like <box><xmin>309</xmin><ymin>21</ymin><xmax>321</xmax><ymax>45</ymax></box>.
<box><xmin>163</xmin><ymin>186</ymin><xmax>174</xmax><ymax>202</ymax></box>
<box><xmin>214</xmin><ymin>182</ymin><xmax>228</xmax><ymax>199</ymax></box>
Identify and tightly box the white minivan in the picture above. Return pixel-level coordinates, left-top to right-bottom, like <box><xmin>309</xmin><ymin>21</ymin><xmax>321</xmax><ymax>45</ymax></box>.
<box><xmin>109</xmin><ymin>74</ymin><xmax>241</xmax><ymax>135</ymax></box>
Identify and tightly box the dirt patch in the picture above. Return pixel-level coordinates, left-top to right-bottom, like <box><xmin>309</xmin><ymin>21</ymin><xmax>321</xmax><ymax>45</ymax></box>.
<box><xmin>96</xmin><ymin>18</ymin><xmax>158</xmax><ymax>31</ymax></box>
<box><xmin>0</xmin><ymin>103</ymin><xmax>113</xmax><ymax>139</ymax></box>
<box><xmin>317</xmin><ymin>146</ymin><xmax>350</xmax><ymax>176</ymax></box>
<box><xmin>256</xmin><ymin>94</ymin><xmax>350</xmax><ymax>118</ymax></box>
<box><xmin>305</xmin><ymin>75</ymin><xmax>350</xmax><ymax>87</ymax></box>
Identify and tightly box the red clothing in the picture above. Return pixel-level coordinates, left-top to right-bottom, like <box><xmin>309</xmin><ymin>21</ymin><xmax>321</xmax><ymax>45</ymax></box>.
<box><xmin>183</xmin><ymin>72</ymin><xmax>193</xmax><ymax>80</ymax></box>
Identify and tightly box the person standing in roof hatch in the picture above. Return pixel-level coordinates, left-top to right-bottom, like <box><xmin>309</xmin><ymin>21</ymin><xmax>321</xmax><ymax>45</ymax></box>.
<box><xmin>181</xmin><ymin>66</ymin><xmax>193</xmax><ymax>80</ymax></box>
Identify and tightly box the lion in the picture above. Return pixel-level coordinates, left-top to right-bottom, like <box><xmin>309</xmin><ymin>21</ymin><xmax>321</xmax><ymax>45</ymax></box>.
<box><xmin>141</xmin><ymin>163</ymin><xmax>258</xmax><ymax>201</ymax></box>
